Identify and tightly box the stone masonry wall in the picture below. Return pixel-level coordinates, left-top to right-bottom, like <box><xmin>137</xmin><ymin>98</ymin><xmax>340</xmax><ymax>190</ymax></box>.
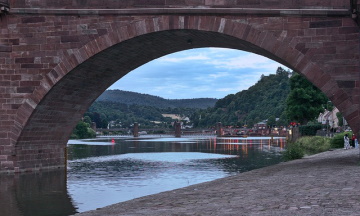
<box><xmin>0</xmin><ymin>2</ymin><xmax>359</xmax><ymax>172</ymax></box>
<box><xmin>10</xmin><ymin>0</ymin><xmax>350</xmax><ymax>9</ymax></box>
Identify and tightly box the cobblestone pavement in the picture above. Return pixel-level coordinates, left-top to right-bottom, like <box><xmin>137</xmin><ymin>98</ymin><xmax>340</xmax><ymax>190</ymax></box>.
<box><xmin>75</xmin><ymin>149</ymin><xmax>360</xmax><ymax>216</ymax></box>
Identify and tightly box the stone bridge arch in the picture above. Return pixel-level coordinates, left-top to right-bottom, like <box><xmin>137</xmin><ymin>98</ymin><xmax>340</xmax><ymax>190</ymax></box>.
<box><xmin>0</xmin><ymin>2</ymin><xmax>359</xmax><ymax>172</ymax></box>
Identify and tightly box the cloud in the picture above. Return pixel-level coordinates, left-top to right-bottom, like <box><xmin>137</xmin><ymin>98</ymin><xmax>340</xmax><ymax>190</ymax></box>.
<box><xmin>207</xmin><ymin>53</ymin><xmax>280</xmax><ymax>70</ymax></box>
<box><xmin>158</xmin><ymin>53</ymin><xmax>210</xmax><ymax>63</ymax></box>
<box><xmin>208</xmin><ymin>72</ymin><xmax>230</xmax><ymax>79</ymax></box>
<box><xmin>108</xmin><ymin>48</ymin><xmax>287</xmax><ymax>99</ymax></box>
<box><xmin>215</xmin><ymin>88</ymin><xmax>238</xmax><ymax>92</ymax></box>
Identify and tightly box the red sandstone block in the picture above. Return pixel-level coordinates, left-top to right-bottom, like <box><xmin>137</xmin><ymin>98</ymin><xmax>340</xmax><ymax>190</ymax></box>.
<box><xmin>0</xmin><ymin>132</ymin><xmax>8</xmax><ymax>138</ymax></box>
<box><xmin>135</xmin><ymin>0</ymin><xmax>165</xmax><ymax>6</ymax></box>
<box><xmin>1</xmin><ymin>160</ymin><xmax>14</xmax><ymax>168</ymax></box>
<box><xmin>223</xmin><ymin>19</ymin><xmax>236</xmax><ymax>35</ymax></box>
<box><xmin>143</xmin><ymin>19</ymin><xmax>154</xmax><ymax>33</ymax></box>
<box><xmin>15</xmin><ymin>57</ymin><xmax>35</xmax><ymax>64</ymax></box>
<box><xmin>46</xmin><ymin>36</ymin><xmax>61</xmax><ymax>44</ymax></box>
<box><xmin>335</xmin><ymin>66</ymin><xmax>359</xmax><ymax>74</ymax></box>
<box><xmin>333</xmin><ymin>87</ymin><xmax>348</xmax><ymax>101</ymax></box>
<box><xmin>10</xmin><ymin>104</ymin><xmax>21</xmax><ymax>109</ymax></box>
<box><xmin>12</xmin><ymin>45</ymin><xmax>40</xmax><ymax>52</ymax></box>
<box><xmin>57</xmin><ymin>42</ymin><xmax>81</xmax><ymax>50</ymax></box>
<box><xmin>134</xmin><ymin>20</ymin><xmax>147</xmax><ymax>34</ymax></box>
<box><xmin>159</xmin><ymin>16</ymin><xmax>170</xmax><ymax>32</ymax></box>
<box><xmin>0</xmin><ymin>45</ymin><xmax>12</xmax><ymax>52</ymax></box>
<box><xmin>262</xmin><ymin>33</ymin><xmax>281</xmax><ymax>51</ymax></box>
<box><xmin>16</xmin><ymin>87</ymin><xmax>35</xmax><ymax>93</ymax></box>
<box><xmin>21</xmin><ymin>17</ymin><xmax>46</xmax><ymax>24</ymax></box>
<box><xmin>294</xmin><ymin>43</ymin><xmax>309</xmax><ymax>55</ymax></box>
<box><xmin>167</xmin><ymin>0</ymin><xmax>203</xmax><ymax>5</ymax></box>
<box><xmin>344</xmin><ymin>106</ymin><xmax>359</xmax><ymax>120</ymax></box>
<box><xmin>342</xmin><ymin>18</ymin><xmax>356</xmax><ymax>27</ymax></box>
<box><xmin>169</xmin><ymin>16</ymin><xmax>179</xmax><ymax>30</ymax></box>
<box><xmin>339</xmin><ymin>27</ymin><xmax>359</xmax><ymax>34</ymax></box>
<box><xmin>116</xmin><ymin>25</ymin><xmax>130</xmax><ymax>42</ymax></box>
<box><xmin>40</xmin><ymin>44</ymin><xmax>55</xmax><ymax>51</ymax></box>
<box><xmin>21</xmin><ymin>64</ymin><xmax>44</xmax><ymax>68</ymax></box>
<box><xmin>106</xmin><ymin>32</ymin><xmax>120</xmax><ymax>46</ymax></box>
<box><xmin>316</xmin><ymin>28</ymin><xmax>327</xmax><ymax>36</ymax></box>
<box><xmin>0</xmin><ymin>81</ymin><xmax>11</xmax><ymax>86</ymax></box>
<box><xmin>294</xmin><ymin>56</ymin><xmax>310</xmax><ymax>73</ymax></box>
<box><xmin>96</xmin><ymin>29</ymin><xmax>107</xmax><ymax>36</ymax></box>
<box><xmin>6</xmin><ymin>110</ymin><xmax>17</xmax><ymax>115</ymax></box>
<box><xmin>236</xmin><ymin>0</ymin><xmax>260</xmax><ymax>5</ymax></box>
<box><xmin>336</xmin><ymin>43</ymin><xmax>358</xmax><ymax>54</ymax></box>
<box><xmin>337</xmin><ymin>80</ymin><xmax>356</xmax><ymax>88</ymax></box>
<box><xmin>54</xmin><ymin>64</ymin><xmax>67</xmax><ymax>77</ymax></box>
<box><xmin>0</xmin><ymin>155</ymin><xmax>7</xmax><ymax>161</ymax></box>
<box><xmin>9</xmin><ymin>39</ymin><xmax>19</xmax><ymax>45</ymax></box>
<box><xmin>208</xmin><ymin>16</ymin><xmax>221</xmax><ymax>32</ymax></box>
<box><xmin>345</xmin><ymin>33</ymin><xmax>360</xmax><ymax>41</ymax></box>
<box><xmin>215</xmin><ymin>17</ymin><xmax>226</xmax><ymax>33</ymax></box>
<box><xmin>186</xmin><ymin>15</ymin><xmax>198</xmax><ymax>30</ymax></box>
<box><xmin>312</xmin><ymin>35</ymin><xmax>332</xmax><ymax>42</ymax></box>
<box><xmin>241</xmin><ymin>25</ymin><xmax>251</xmax><ymax>40</ymax></box>
<box><xmin>309</xmin><ymin>20</ymin><xmax>342</xmax><ymax>28</ymax></box>
<box><xmin>254</xmin><ymin>31</ymin><xmax>268</xmax><ymax>46</ymax></box>
<box><xmin>10</xmin><ymin>75</ymin><xmax>21</xmax><ymax>81</ymax></box>
<box><xmin>20</xmin><ymin>81</ymin><xmax>40</xmax><ymax>87</ymax></box>
<box><xmin>61</xmin><ymin>35</ymin><xmax>80</xmax><ymax>43</ymax></box>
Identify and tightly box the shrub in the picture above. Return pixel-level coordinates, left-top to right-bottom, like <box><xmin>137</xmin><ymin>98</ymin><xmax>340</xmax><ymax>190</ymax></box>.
<box><xmin>71</xmin><ymin>121</ymin><xmax>97</xmax><ymax>139</ymax></box>
<box><xmin>331</xmin><ymin>132</ymin><xmax>352</xmax><ymax>148</ymax></box>
<box><xmin>282</xmin><ymin>142</ymin><xmax>304</xmax><ymax>161</ymax></box>
<box><xmin>87</xmin><ymin>128</ymin><xmax>96</xmax><ymax>138</ymax></box>
<box><xmin>283</xmin><ymin>136</ymin><xmax>331</xmax><ymax>161</ymax></box>
<box><xmin>299</xmin><ymin>124</ymin><xmax>323</xmax><ymax>136</ymax></box>
<box><xmin>296</xmin><ymin>136</ymin><xmax>331</xmax><ymax>154</ymax></box>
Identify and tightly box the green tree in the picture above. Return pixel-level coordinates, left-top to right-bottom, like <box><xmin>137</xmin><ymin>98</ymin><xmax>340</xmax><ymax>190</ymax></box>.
<box><xmin>72</xmin><ymin>121</ymin><xmax>96</xmax><ymax>139</ymax></box>
<box><xmin>336</xmin><ymin>112</ymin><xmax>343</xmax><ymax>127</ymax></box>
<box><xmin>285</xmin><ymin>73</ymin><xmax>328</xmax><ymax>125</ymax></box>
<box><xmin>277</xmin><ymin>111</ymin><xmax>288</xmax><ymax>126</ymax></box>
<box><xmin>267</xmin><ymin>115</ymin><xmax>276</xmax><ymax>127</ymax></box>
<box><xmin>83</xmin><ymin>116</ymin><xmax>92</xmax><ymax>125</ymax></box>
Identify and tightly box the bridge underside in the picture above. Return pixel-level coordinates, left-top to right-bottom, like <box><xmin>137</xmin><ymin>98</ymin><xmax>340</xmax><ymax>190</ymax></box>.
<box><xmin>12</xmin><ymin>30</ymin><xmax>288</xmax><ymax>171</ymax></box>
<box><xmin>0</xmin><ymin>1</ymin><xmax>359</xmax><ymax>173</ymax></box>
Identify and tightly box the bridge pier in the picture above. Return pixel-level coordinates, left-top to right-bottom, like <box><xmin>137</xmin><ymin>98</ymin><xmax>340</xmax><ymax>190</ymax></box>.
<box><xmin>216</xmin><ymin>122</ymin><xmax>223</xmax><ymax>137</ymax></box>
<box><xmin>133</xmin><ymin>123</ymin><xmax>139</xmax><ymax>138</ymax></box>
<box><xmin>175</xmin><ymin>122</ymin><xmax>181</xmax><ymax>138</ymax></box>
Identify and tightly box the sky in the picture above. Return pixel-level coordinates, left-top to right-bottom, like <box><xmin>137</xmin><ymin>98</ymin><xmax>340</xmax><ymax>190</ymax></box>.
<box><xmin>108</xmin><ymin>48</ymin><xmax>288</xmax><ymax>99</ymax></box>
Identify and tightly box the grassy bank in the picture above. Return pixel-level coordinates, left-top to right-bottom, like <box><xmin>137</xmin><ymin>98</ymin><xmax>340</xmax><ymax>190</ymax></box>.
<box><xmin>282</xmin><ymin>132</ymin><xmax>352</xmax><ymax>161</ymax></box>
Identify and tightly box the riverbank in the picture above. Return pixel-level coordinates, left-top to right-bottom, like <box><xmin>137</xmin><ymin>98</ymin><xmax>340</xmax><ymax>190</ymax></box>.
<box><xmin>75</xmin><ymin>148</ymin><xmax>360</xmax><ymax>216</ymax></box>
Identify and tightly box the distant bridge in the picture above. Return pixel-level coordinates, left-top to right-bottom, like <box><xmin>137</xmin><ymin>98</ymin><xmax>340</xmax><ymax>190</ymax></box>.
<box><xmin>0</xmin><ymin>0</ymin><xmax>359</xmax><ymax>173</ymax></box>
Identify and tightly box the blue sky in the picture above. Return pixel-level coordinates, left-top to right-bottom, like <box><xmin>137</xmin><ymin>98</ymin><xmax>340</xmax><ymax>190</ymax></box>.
<box><xmin>108</xmin><ymin>48</ymin><xmax>288</xmax><ymax>99</ymax></box>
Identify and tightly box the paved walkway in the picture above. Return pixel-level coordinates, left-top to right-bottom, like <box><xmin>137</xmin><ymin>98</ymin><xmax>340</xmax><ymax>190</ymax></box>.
<box><xmin>75</xmin><ymin>149</ymin><xmax>360</xmax><ymax>216</ymax></box>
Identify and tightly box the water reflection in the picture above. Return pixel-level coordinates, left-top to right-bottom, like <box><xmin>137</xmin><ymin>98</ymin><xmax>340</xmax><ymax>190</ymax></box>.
<box><xmin>0</xmin><ymin>136</ymin><xmax>286</xmax><ymax>216</ymax></box>
<box><xmin>0</xmin><ymin>170</ymin><xmax>76</xmax><ymax>216</ymax></box>
<box><xmin>66</xmin><ymin>136</ymin><xmax>285</xmax><ymax>212</ymax></box>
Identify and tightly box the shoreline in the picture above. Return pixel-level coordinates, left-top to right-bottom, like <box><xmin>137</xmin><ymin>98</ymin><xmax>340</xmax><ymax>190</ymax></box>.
<box><xmin>75</xmin><ymin>148</ymin><xmax>360</xmax><ymax>216</ymax></box>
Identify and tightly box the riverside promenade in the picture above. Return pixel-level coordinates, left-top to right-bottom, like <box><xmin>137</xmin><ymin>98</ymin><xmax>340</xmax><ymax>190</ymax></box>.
<box><xmin>75</xmin><ymin>149</ymin><xmax>360</xmax><ymax>216</ymax></box>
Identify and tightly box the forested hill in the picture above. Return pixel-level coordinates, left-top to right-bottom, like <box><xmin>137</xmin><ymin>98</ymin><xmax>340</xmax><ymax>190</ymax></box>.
<box><xmin>193</xmin><ymin>67</ymin><xmax>291</xmax><ymax>128</ymax></box>
<box><xmin>96</xmin><ymin>90</ymin><xmax>218</xmax><ymax>109</ymax></box>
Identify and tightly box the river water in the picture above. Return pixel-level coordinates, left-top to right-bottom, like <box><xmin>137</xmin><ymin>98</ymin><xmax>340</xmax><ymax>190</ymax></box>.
<box><xmin>1</xmin><ymin>136</ymin><xmax>286</xmax><ymax>216</ymax></box>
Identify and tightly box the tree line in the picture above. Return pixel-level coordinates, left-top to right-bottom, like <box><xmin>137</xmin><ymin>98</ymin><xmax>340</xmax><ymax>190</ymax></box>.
<box><xmin>192</xmin><ymin>67</ymin><xmax>328</xmax><ymax>128</ymax></box>
<box><xmin>71</xmin><ymin>67</ymin><xmax>330</xmax><ymax>138</ymax></box>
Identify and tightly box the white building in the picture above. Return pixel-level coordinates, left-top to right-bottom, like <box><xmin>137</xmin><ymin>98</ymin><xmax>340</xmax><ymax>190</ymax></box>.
<box><xmin>318</xmin><ymin>107</ymin><xmax>347</xmax><ymax>129</ymax></box>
